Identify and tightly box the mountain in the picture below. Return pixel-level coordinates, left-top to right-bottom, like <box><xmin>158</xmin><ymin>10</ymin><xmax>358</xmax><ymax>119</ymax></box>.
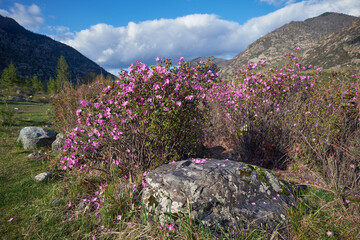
<box><xmin>302</xmin><ymin>16</ymin><xmax>360</xmax><ymax>69</ymax></box>
<box><xmin>220</xmin><ymin>12</ymin><xmax>357</xmax><ymax>79</ymax></box>
<box><xmin>0</xmin><ymin>15</ymin><xmax>111</xmax><ymax>84</ymax></box>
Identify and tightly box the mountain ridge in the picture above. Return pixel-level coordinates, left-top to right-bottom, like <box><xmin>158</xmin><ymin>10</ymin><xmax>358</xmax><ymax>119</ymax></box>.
<box><xmin>0</xmin><ymin>15</ymin><xmax>111</xmax><ymax>84</ymax></box>
<box><xmin>219</xmin><ymin>12</ymin><xmax>357</xmax><ymax>79</ymax></box>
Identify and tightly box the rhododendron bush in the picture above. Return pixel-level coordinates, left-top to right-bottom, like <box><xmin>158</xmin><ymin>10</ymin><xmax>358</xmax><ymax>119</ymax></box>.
<box><xmin>206</xmin><ymin>51</ymin><xmax>360</xmax><ymax>188</ymax></box>
<box><xmin>207</xmin><ymin>53</ymin><xmax>318</xmax><ymax>168</ymax></box>
<box><xmin>60</xmin><ymin>57</ymin><xmax>218</xmax><ymax>177</ymax></box>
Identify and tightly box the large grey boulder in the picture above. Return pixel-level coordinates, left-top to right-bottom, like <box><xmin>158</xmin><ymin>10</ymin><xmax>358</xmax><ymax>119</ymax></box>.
<box><xmin>142</xmin><ymin>159</ymin><xmax>295</xmax><ymax>233</ymax></box>
<box><xmin>52</xmin><ymin>133</ymin><xmax>65</xmax><ymax>153</ymax></box>
<box><xmin>18</xmin><ymin>127</ymin><xmax>57</xmax><ymax>150</ymax></box>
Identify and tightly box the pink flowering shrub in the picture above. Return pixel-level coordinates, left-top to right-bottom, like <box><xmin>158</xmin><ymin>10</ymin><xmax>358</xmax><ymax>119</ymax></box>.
<box><xmin>60</xmin><ymin>57</ymin><xmax>218</xmax><ymax>177</ymax></box>
<box><xmin>207</xmin><ymin>52</ymin><xmax>317</xmax><ymax>168</ymax></box>
<box><xmin>206</xmin><ymin>49</ymin><xmax>360</xmax><ymax>188</ymax></box>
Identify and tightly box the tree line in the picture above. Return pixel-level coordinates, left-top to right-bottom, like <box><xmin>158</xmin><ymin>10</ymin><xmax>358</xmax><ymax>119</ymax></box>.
<box><xmin>0</xmin><ymin>55</ymin><xmax>111</xmax><ymax>95</ymax></box>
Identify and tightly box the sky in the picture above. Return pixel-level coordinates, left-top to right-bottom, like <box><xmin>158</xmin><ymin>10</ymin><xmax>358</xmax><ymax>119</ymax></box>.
<box><xmin>0</xmin><ymin>0</ymin><xmax>360</xmax><ymax>74</ymax></box>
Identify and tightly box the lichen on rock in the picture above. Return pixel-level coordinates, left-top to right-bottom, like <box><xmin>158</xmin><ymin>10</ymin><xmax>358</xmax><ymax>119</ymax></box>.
<box><xmin>142</xmin><ymin>159</ymin><xmax>295</xmax><ymax>233</ymax></box>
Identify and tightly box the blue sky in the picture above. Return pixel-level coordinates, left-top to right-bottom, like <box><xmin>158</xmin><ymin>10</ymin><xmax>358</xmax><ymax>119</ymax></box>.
<box><xmin>1</xmin><ymin>0</ymin><xmax>360</xmax><ymax>74</ymax></box>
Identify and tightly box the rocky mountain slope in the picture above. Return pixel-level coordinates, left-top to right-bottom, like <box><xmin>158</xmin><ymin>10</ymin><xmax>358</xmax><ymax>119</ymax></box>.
<box><xmin>220</xmin><ymin>12</ymin><xmax>357</xmax><ymax>79</ymax></box>
<box><xmin>0</xmin><ymin>15</ymin><xmax>110</xmax><ymax>83</ymax></box>
<box><xmin>302</xmin><ymin>16</ymin><xmax>360</xmax><ymax>69</ymax></box>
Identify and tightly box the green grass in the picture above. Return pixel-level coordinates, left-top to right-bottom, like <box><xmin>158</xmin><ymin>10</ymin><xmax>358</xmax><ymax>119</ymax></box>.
<box><xmin>0</xmin><ymin>101</ymin><xmax>60</xmax><ymax>239</ymax></box>
<box><xmin>0</xmin><ymin>101</ymin><xmax>359</xmax><ymax>239</ymax></box>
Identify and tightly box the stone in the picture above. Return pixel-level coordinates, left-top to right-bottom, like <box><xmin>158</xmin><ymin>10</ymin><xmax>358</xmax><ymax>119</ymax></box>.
<box><xmin>18</xmin><ymin>127</ymin><xmax>57</xmax><ymax>150</ymax></box>
<box><xmin>34</xmin><ymin>172</ymin><xmax>53</xmax><ymax>181</ymax></box>
<box><xmin>52</xmin><ymin>133</ymin><xmax>65</xmax><ymax>153</ymax></box>
<box><xmin>51</xmin><ymin>199</ymin><xmax>61</xmax><ymax>206</ymax></box>
<box><xmin>142</xmin><ymin>159</ymin><xmax>295</xmax><ymax>233</ymax></box>
<box><xmin>27</xmin><ymin>152</ymin><xmax>46</xmax><ymax>160</ymax></box>
<box><xmin>10</xmin><ymin>96</ymin><xmax>26</xmax><ymax>102</ymax></box>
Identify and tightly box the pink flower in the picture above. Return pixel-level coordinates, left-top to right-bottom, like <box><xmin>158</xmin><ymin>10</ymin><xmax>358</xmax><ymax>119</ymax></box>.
<box><xmin>327</xmin><ymin>231</ymin><xmax>332</xmax><ymax>236</ymax></box>
<box><xmin>191</xmin><ymin>158</ymin><xmax>207</xmax><ymax>164</ymax></box>
<box><xmin>185</xmin><ymin>95</ymin><xmax>194</xmax><ymax>101</ymax></box>
<box><xmin>156</xmin><ymin>57</ymin><xmax>162</xmax><ymax>62</ymax></box>
<box><xmin>76</xmin><ymin>109</ymin><xmax>82</xmax><ymax>116</ymax></box>
<box><xmin>175</xmin><ymin>101</ymin><xmax>182</xmax><ymax>106</ymax></box>
<box><xmin>8</xmin><ymin>218</ymin><xmax>13</xmax><ymax>222</ymax></box>
<box><xmin>116</xmin><ymin>215</ymin><xmax>122</xmax><ymax>220</ymax></box>
<box><xmin>126</xmin><ymin>148</ymin><xmax>131</xmax><ymax>153</ymax></box>
<box><xmin>350</xmin><ymin>164</ymin><xmax>355</xmax><ymax>169</ymax></box>
<box><xmin>251</xmin><ymin>202</ymin><xmax>256</xmax><ymax>206</ymax></box>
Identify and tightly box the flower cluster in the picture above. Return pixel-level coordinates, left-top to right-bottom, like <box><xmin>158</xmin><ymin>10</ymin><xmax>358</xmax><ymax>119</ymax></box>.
<box><xmin>61</xmin><ymin>57</ymin><xmax>218</xmax><ymax>176</ymax></box>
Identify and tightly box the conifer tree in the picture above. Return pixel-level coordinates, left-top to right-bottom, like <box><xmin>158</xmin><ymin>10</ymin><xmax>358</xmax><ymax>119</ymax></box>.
<box><xmin>47</xmin><ymin>76</ymin><xmax>57</xmax><ymax>95</ymax></box>
<box><xmin>0</xmin><ymin>63</ymin><xmax>22</xmax><ymax>88</ymax></box>
<box><xmin>31</xmin><ymin>75</ymin><xmax>44</xmax><ymax>92</ymax></box>
<box><xmin>55</xmin><ymin>56</ymin><xmax>70</xmax><ymax>91</ymax></box>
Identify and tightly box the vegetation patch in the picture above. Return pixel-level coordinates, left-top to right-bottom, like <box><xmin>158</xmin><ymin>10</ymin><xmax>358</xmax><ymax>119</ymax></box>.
<box><xmin>1</xmin><ymin>50</ymin><xmax>359</xmax><ymax>239</ymax></box>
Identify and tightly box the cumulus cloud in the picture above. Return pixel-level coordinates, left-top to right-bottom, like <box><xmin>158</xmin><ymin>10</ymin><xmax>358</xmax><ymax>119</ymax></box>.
<box><xmin>46</xmin><ymin>25</ymin><xmax>75</xmax><ymax>41</ymax></box>
<box><xmin>63</xmin><ymin>0</ymin><xmax>360</xmax><ymax>70</ymax></box>
<box><xmin>0</xmin><ymin>3</ymin><xmax>43</xmax><ymax>31</ymax></box>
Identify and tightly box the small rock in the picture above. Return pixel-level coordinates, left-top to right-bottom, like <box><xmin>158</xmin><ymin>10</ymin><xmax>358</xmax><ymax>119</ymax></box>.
<box><xmin>27</xmin><ymin>152</ymin><xmax>46</xmax><ymax>160</ymax></box>
<box><xmin>51</xmin><ymin>199</ymin><xmax>61</xmax><ymax>206</ymax></box>
<box><xmin>34</xmin><ymin>172</ymin><xmax>53</xmax><ymax>182</ymax></box>
<box><xmin>52</xmin><ymin>133</ymin><xmax>65</xmax><ymax>153</ymax></box>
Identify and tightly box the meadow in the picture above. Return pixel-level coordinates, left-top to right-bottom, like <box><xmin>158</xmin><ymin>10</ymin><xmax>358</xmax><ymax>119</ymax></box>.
<box><xmin>0</xmin><ymin>52</ymin><xmax>359</xmax><ymax>239</ymax></box>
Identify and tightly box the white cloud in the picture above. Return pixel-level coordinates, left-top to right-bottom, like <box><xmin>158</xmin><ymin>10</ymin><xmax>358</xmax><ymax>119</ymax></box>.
<box><xmin>0</xmin><ymin>3</ymin><xmax>43</xmax><ymax>31</ymax></box>
<box><xmin>260</xmin><ymin>0</ymin><xmax>287</xmax><ymax>5</ymax></box>
<box><xmin>63</xmin><ymin>0</ymin><xmax>360</xmax><ymax>70</ymax></box>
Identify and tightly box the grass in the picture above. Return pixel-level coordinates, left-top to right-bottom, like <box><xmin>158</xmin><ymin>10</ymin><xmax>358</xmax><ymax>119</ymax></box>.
<box><xmin>0</xmin><ymin>100</ymin><xmax>359</xmax><ymax>239</ymax></box>
<box><xmin>0</xmin><ymin>101</ymin><xmax>61</xmax><ymax>239</ymax></box>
